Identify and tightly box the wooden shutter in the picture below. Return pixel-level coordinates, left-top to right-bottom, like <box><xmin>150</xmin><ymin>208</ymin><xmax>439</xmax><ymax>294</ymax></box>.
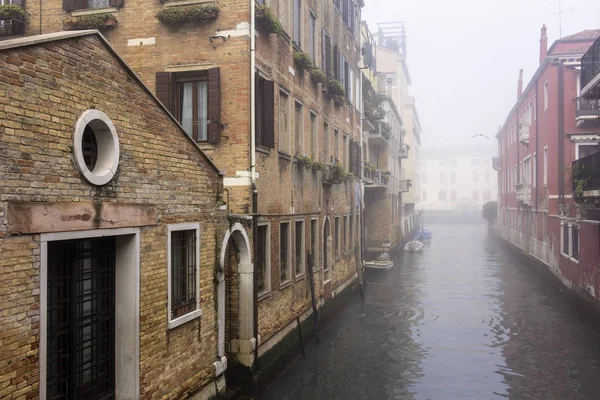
<box><xmin>155</xmin><ymin>72</ymin><xmax>177</xmax><ymax>118</ymax></box>
<box><xmin>62</xmin><ymin>0</ymin><xmax>76</xmax><ymax>10</ymax></box>
<box><xmin>109</xmin><ymin>0</ymin><xmax>124</xmax><ymax>7</ymax></box>
<box><xmin>348</xmin><ymin>139</ymin><xmax>354</xmax><ymax>174</ymax></box>
<box><xmin>333</xmin><ymin>45</ymin><xmax>339</xmax><ymax>80</ymax></box>
<box><xmin>207</xmin><ymin>67</ymin><xmax>221</xmax><ymax>144</ymax></box>
<box><xmin>321</xmin><ymin>30</ymin><xmax>327</xmax><ymax>73</ymax></box>
<box><xmin>263</xmin><ymin>80</ymin><xmax>275</xmax><ymax>148</ymax></box>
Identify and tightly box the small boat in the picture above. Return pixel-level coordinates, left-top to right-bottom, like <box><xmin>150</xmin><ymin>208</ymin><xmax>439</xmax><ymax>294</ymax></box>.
<box><xmin>365</xmin><ymin>260</ymin><xmax>394</xmax><ymax>271</ymax></box>
<box><xmin>404</xmin><ymin>240</ymin><xmax>424</xmax><ymax>253</ymax></box>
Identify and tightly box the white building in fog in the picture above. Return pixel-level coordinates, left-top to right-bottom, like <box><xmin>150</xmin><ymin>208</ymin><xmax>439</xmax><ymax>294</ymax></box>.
<box><xmin>419</xmin><ymin>146</ymin><xmax>497</xmax><ymax>212</ymax></box>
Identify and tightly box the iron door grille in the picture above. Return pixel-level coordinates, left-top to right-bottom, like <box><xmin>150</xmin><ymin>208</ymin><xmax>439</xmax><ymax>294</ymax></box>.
<box><xmin>47</xmin><ymin>237</ymin><xmax>116</xmax><ymax>400</ymax></box>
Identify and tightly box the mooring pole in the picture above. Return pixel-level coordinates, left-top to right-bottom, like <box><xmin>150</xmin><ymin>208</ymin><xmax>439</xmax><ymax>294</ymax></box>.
<box><xmin>296</xmin><ymin>316</ymin><xmax>305</xmax><ymax>357</ymax></box>
<box><xmin>307</xmin><ymin>252</ymin><xmax>321</xmax><ymax>343</ymax></box>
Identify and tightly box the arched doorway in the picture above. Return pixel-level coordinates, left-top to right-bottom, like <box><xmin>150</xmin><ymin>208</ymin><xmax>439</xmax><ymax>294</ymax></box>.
<box><xmin>219</xmin><ymin>223</ymin><xmax>254</xmax><ymax>368</ymax></box>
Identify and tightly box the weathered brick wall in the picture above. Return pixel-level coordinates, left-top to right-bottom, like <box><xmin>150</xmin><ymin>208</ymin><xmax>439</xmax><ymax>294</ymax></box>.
<box><xmin>254</xmin><ymin>0</ymin><xmax>362</xmax><ymax>342</ymax></box>
<box><xmin>31</xmin><ymin>0</ymin><xmax>252</xmax><ymax>206</ymax></box>
<box><xmin>0</xmin><ymin>34</ymin><xmax>227</xmax><ymax>399</ymax></box>
<box><xmin>364</xmin><ymin>190</ymin><xmax>391</xmax><ymax>248</ymax></box>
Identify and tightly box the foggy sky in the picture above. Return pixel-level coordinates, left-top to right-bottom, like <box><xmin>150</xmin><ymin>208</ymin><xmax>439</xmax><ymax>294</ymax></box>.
<box><xmin>363</xmin><ymin>0</ymin><xmax>600</xmax><ymax>150</ymax></box>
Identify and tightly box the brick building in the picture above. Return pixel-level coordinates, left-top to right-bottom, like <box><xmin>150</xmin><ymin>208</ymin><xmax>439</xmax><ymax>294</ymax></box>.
<box><xmin>496</xmin><ymin>26</ymin><xmax>600</xmax><ymax>309</ymax></box>
<box><xmin>2</xmin><ymin>0</ymin><xmax>365</xmax><ymax>382</ymax></box>
<box><xmin>0</xmin><ymin>31</ymin><xmax>228</xmax><ymax>399</ymax></box>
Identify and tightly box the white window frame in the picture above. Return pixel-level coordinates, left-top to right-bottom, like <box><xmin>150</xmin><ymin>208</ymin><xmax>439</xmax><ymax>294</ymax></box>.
<box><xmin>279</xmin><ymin>88</ymin><xmax>290</xmax><ymax>154</ymax></box>
<box><xmin>560</xmin><ymin>221</ymin><xmax>579</xmax><ymax>263</ymax></box>
<box><xmin>257</xmin><ymin>221</ymin><xmax>272</xmax><ymax>296</ymax></box>
<box><xmin>344</xmin><ymin>214</ymin><xmax>349</xmax><ymax>253</ymax></box>
<box><xmin>310</xmin><ymin>111</ymin><xmax>318</xmax><ymax>160</ymax></box>
<box><xmin>294</xmin><ymin>100</ymin><xmax>304</xmax><ymax>155</ymax></box>
<box><xmin>544</xmin><ymin>81</ymin><xmax>549</xmax><ymax>111</ymax></box>
<box><xmin>533</xmin><ymin>152</ymin><xmax>537</xmax><ymax>187</ymax></box>
<box><xmin>167</xmin><ymin>222</ymin><xmax>202</xmax><ymax>330</ymax></box>
<box><xmin>280</xmin><ymin>221</ymin><xmax>292</xmax><ymax>284</ymax></box>
<box><xmin>533</xmin><ymin>94</ymin><xmax>537</xmax><ymax>120</ymax></box>
<box><xmin>543</xmin><ymin>146</ymin><xmax>548</xmax><ymax>186</ymax></box>
<box><xmin>294</xmin><ymin>218</ymin><xmax>306</xmax><ymax>278</ymax></box>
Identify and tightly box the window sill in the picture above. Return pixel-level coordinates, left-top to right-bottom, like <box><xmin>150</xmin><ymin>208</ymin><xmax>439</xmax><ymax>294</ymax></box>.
<box><xmin>256</xmin><ymin>145</ymin><xmax>271</xmax><ymax>155</ymax></box>
<box><xmin>258</xmin><ymin>290</ymin><xmax>271</xmax><ymax>302</ymax></box>
<box><xmin>279</xmin><ymin>280</ymin><xmax>292</xmax><ymax>290</ymax></box>
<box><xmin>278</xmin><ymin>152</ymin><xmax>292</xmax><ymax>162</ymax></box>
<box><xmin>164</xmin><ymin>0</ymin><xmax>214</xmax><ymax>7</ymax></box>
<box><xmin>560</xmin><ymin>253</ymin><xmax>580</xmax><ymax>264</ymax></box>
<box><xmin>168</xmin><ymin>308</ymin><xmax>202</xmax><ymax>330</ymax></box>
<box><xmin>71</xmin><ymin>7</ymin><xmax>117</xmax><ymax>16</ymax></box>
<box><xmin>295</xmin><ymin>273</ymin><xmax>306</xmax><ymax>282</ymax></box>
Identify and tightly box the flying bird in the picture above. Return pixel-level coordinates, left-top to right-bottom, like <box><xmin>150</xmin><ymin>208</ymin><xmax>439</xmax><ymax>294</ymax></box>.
<box><xmin>472</xmin><ymin>134</ymin><xmax>489</xmax><ymax>139</ymax></box>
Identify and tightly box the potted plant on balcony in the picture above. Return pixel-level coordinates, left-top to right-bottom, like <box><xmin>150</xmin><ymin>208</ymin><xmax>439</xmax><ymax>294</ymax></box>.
<box><xmin>64</xmin><ymin>13</ymin><xmax>118</xmax><ymax>30</ymax></box>
<box><xmin>255</xmin><ymin>5</ymin><xmax>284</xmax><ymax>37</ymax></box>
<box><xmin>156</xmin><ymin>4</ymin><xmax>220</xmax><ymax>25</ymax></box>
<box><xmin>312</xmin><ymin>161</ymin><xmax>326</xmax><ymax>172</ymax></box>
<box><xmin>293</xmin><ymin>51</ymin><xmax>314</xmax><ymax>73</ymax></box>
<box><xmin>327</xmin><ymin>79</ymin><xmax>345</xmax><ymax>98</ymax></box>
<box><xmin>310</xmin><ymin>69</ymin><xmax>328</xmax><ymax>86</ymax></box>
<box><xmin>0</xmin><ymin>4</ymin><xmax>24</xmax><ymax>20</ymax></box>
<box><xmin>295</xmin><ymin>154</ymin><xmax>314</xmax><ymax>169</ymax></box>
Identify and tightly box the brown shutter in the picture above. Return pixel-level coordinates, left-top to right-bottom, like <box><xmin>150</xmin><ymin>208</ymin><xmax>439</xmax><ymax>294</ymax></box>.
<box><xmin>333</xmin><ymin>45</ymin><xmax>339</xmax><ymax>80</ymax></box>
<box><xmin>109</xmin><ymin>0</ymin><xmax>124</xmax><ymax>7</ymax></box>
<box><xmin>62</xmin><ymin>0</ymin><xmax>75</xmax><ymax>10</ymax></box>
<box><xmin>348</xmin><ymin>139</ymin><xmax>354</xmax><ymax>174</ymax></box>
<box><xmin>155</xmin><ymin>72</ymin><xmax>177</xmax><ymax>118</ymax></box>
<box><xmin>207</xmin><ymin>67</ymin><xmax>221</xmax><ymax>144</ymax></box>
<box><xmin>263</xmin><ymin>80</ymin><xmax>275</xmax><ymax>148</ymax></box>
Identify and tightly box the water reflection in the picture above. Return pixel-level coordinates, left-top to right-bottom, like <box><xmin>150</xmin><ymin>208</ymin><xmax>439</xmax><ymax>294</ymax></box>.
<box><xmin>261</xmin><ymin>224</ymin><xmax>600</xmax><ymax>399</ymax></box>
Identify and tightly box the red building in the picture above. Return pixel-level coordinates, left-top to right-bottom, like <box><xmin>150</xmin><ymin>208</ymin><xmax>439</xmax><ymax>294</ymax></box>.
<box><xmin>496</xmin><ymin>26</ymin><xmax>600</xmax><ymax>307</ymax></box>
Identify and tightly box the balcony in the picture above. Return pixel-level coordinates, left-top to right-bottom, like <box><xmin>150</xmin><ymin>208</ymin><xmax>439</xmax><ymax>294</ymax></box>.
<box><xmin>398</xmin><ymin>144</ymin><xmax>409</xmax><ymax>159</ymax></box>
<box><xmin>572</xmin><ymin>152</ymin><xmax>600</xmax><ymax>199</ymax></box>
<box><xmin>365</xmin><ymin>170</ymin><xmax>389</xmax><ymax>190</ymax></box>
<box><xmin>581</xmin><ymin>36</ymin><xmax>600</xmax><ymax>99</ymax></box>
<box><xmin>0</xmin><ymin>17</ymin><xmax>25</xmax><ymax>38</ymax></box>
<box><xmin>519</xmin><ymin>122</ymin><xmax>530</xmax><ymax>144</ymax></box>
<box><xmin>515</xmin><ymin>182</ymin><xmax>532</xmax><ymax>206</ymax></box>
<box><xmin>493</xmin><ymin>156</ymin><xmax>501</xmax><ymax>171</ymax></box>
<box><xmin>368</xmin><ymin>122</ymin><xmax>391</xmax><ymax>146</ymax></box>
<box><xmin>398</xmin><ymin>179</ymin><xmax>409</xmax><ymax>192</ymax></box>
<box><xmin>576</xmin><ymin>97</ymin><xmax>600</xmax><ymax>127</ymax></box>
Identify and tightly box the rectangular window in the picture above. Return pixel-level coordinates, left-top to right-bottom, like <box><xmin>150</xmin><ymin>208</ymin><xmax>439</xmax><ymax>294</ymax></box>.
<box><xmin>310</xmin><ymin>218</ymin><xmax>318</xmax><ymax>269</ymax></box>
<box><xmin>178</xmin><ymin>79</ymin><xmax>208</xmax><ymax>141</ymax></box>
<box><xmin>334</xmin><ymin>129</ymin><xmax>339</xmax><ymax>162</ymax></box>
<box><xmin>256</xmin><ymin>224</ymin><xmax>270</xmax><ymax>294</ymax></box>
<box><xmin>310</xmin><ymin>112</ymin><xmax>318</xmax><ymax>159</ymax></box>
<box><xmin>334</xmin><ymin>0</ymin><xmax>341</xmax><ymax>12</ymax></box>
<box><xmin>350</xmin><ymin>214</ymin><xmax>354</xmax><ymax>248</ymax></box>
<box><xmin>309</xmin><ymin>11</ymin><xmax>316</xmax><ymax>63</ymax></box>
<box><xmin>572</xmin><ymin>225</ymin><xmax>579</xmax><ymax>261</ymax></box>
<box><xmin>295</xmin><ymin>219</ymin><xmax>305</xmax><ymax>276</ymax></box>
<box><xmin>323</xmin><ymin>30</ymin><xmax>331</xmax><ymax>77</ymax></box>
<box><xmin>293</xmin><ymin>0</ymin><xmax>301</xmax><ymax>47</ymax></box>
<box><xmin>534</xmin><ymin>94</ymin><xmax>537</xmax><ymax>120</ymax></box>
<box><xmin>280</xmin><ymin>222</ymin><xmax>291</xmax><ymax>283</ymax></box>
<box><xmin>342</xmin><ymin>135</ymin><xmax>348</xmax><ymax>168</ymax></box>
<box><xmin>47</xmin><ymin>237</ymin><xmax>116</xmax><ymax>400</ymax></box>
<box><xmin>543</xmin><ymin>146</ymin><xmax>548</xmax><ymax>186</ymax></box>
<box><xmin>279</xmin><ymin>90</ymin><xmax>290</xmax><ymax>154</ymax></box>
<box><xmin>294</xmin><ymin>101</ymin><xmax>304</xmax><ymax>155</ymax></box>
<box><xmin>562</xmin><ymin>223</ymin><xmax>569</xmax><ymax>255</ymax></box>
<box><xmin>544</xmin><ymin>81</ymin><xmax>549</xmax><ymax>110</ymax></box>
<box><xmin>335</xmin><ymin>216</ymin><xmax>340</xmax><ymax>258</ymax></box>
<box><xmin>168</xmin><ymin>224</ymin><xmax>201</xmax><ymax>328</ymax></box>
<box><xmin>323</xmin><ymin>122</ymin><xmax>330</xmax><ymax>163</ymax></box>
<box><xmin>533</xmin><ymin>153</ymin><xmax>537</xmax><ymax>187</ymax></box>
<box><xmin>343</xmin><ymin>215</ymin><xmax>348</xmax><ymax>252</ymax></box>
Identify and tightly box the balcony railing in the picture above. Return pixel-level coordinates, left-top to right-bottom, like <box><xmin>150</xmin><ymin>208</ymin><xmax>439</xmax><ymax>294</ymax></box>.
<box><xmin>572</xmin><ymin>151</ymin><xmax>600</xmax><ymax>198</ymax></box>
<box><xmin>492</xmin><ymin>156</ymin><xmax>501</xmax><ymax>172</ymax></box>
<box><xmin>581</xmin><ymin>36</ymin><xmax>600</xmax><ymax>96</ymax></box>
<box><xmin>576</xmin><ymin>97</ymin><xmax>600</xmax><ymax>117</ymax></box>
<box><xmin>515</xmin><ymin>182</ymin><xmax>532</xmax><ymax>206</ymax></box>
<box><xmin>0</xmin><ymin>17</ymin><xmax>25</xmax><ymax>37</ymax></box>
<box><xmin>398</xmin><ymin>179</ymin><xmax>409</xmax><ymax>192</ymax></box>
<box><xmin>519</xmin><ymin>122</ymin><xmax>530</xmax><ymax>144</ymax></box>
<box><xmin>398</xmin><ymin>144</ymin><xmax>409</xmax><ymax>159</ymax></box>
<box><xmin>365</xmin><ymin>170</ymin><xmax>389</xmax><ymax>189</ymax></box>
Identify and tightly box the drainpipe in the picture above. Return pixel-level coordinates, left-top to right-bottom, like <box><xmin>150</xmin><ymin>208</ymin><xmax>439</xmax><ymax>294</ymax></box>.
<box><xmin>535</xmin><ymin>80</ymin><xmax>539</xmax><ymax>211</ymax></box>
<box><xmin>249</xmin><ymin>0</ymin><xmax>259</xmax><ymax>371</ymax></box>
<box><xmin>558</xmin><ymin>61</ymin><xmax>565</xmax><ymax>201</ymax></box>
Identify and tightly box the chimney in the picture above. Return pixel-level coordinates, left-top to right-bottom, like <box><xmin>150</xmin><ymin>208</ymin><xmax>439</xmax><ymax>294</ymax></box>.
<box><xmin>540</xmin><ymin>24</ymin><xmax>548</xmax><ymax>64</ymax></box>
<box><xmin>517</xmin><ymin>69</ymin><xmax>524</xmax><ymax>99</ymax></box>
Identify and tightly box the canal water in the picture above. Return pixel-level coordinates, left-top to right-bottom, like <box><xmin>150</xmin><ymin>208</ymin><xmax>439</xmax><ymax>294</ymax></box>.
<box><xmin>260</xmin><ymin>223</ymin><xmax>600</xmax><ymax>399</ymax></box>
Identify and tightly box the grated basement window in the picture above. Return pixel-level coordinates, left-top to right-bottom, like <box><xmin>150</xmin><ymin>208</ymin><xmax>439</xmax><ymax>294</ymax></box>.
<box><xmin>171</xmin><ymin>229</ymin><xmax>197</xmax><ymax>319</ymax></box>
<box><xmin>47</xmin><ymin>237</ymin><xmax>116</xmax><ymax>400</ymax></box>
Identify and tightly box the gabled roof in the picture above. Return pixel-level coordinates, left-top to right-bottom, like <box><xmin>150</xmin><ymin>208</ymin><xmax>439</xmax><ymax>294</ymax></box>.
<box><xmin>0</xmin><ymin>30</ymin><xmax>222</xmax><ymax>175</ymax></box>
<box><xmin>559</xmin><ymin>29</ymin><xmax>600</xmax><ymax>42</ymax></box>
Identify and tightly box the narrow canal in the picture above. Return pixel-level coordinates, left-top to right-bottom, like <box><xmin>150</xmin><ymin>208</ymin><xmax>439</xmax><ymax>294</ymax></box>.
<box><xmin>260</xmin><ymin>223</ymin><xmax>600</xmax><ymax>399</ymax></box>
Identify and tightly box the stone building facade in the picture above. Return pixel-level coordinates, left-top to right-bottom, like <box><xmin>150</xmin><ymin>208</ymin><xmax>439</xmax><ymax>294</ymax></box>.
<box><xmin>0</xmin><ymin>31</ymin><xmax>228</xmax><ymax>399</ymax></box>
<box><xmin>6</xmin><ymin>0</ymin><xmax>365</xmax><ymax>383</ymax></box>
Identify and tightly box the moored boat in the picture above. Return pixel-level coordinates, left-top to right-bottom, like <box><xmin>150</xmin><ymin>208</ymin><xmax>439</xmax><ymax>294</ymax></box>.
<box><xmin>404</xmin><ymin>240</ymin><xmax>424</xmax><ymax>253</ymax></box>
<box><xmin>365</xmin><ymin>260</ymin><xmax>394</xmax><ymax>271</ymax></box>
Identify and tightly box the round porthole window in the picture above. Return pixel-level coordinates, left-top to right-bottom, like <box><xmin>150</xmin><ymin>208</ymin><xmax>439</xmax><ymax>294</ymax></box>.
<box><xmin>73</xmin><ymin>110</ymin><xmax>120</xmax><ymax>186</ymax></box>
